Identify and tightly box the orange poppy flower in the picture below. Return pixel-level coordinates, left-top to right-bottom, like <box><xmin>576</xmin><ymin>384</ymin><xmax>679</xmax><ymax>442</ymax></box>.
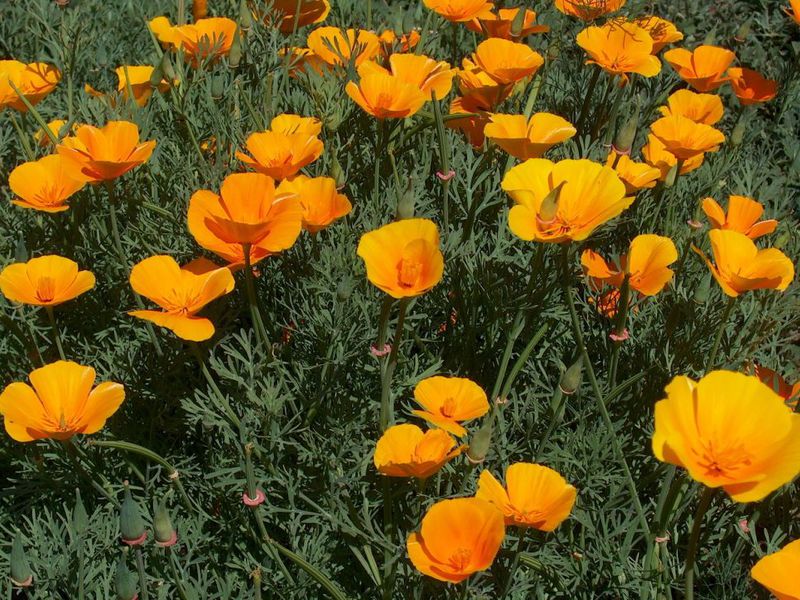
<box><xmin>457</xmin><ymin>61</ymin><xmax>515</xmax><ymax>110</ymax></box>
<box><xmin>0</xmin><ymin>360</ymin><xmax>124</xmax><ymax>442</ymax></box>
<box><xmin>727</xmin><ymin>67</ymin><xmax>778</xmax><ymax>105</ymax></box>
<box><xmin>378</xmin><ymin>30</ymin><xmax>421</xmax><ymax>56</ymax></box>
<box><xmin>658</xmin><ymin>89</ymin><xmax>724</xmax><ymax>125</ymax></box>
<box><xmin>653</xmin><ymin>371</ymin><xmax>800</xmax><ymax>502</ymax></box>
<box><xmin>581</xmin><ymin>234</ymin><xmax>678</xmax><ymax>296</ymax></box>
<box><xmin>8</xmin><ymin>155</ymin><xmax>86</xmax><ymax>213</ymax></box>
<box><xmin>632</xmin><ymin>16</ymin><xmax>683</xmax><ymax>53</ymax></box>
<box><xmin>447</xmin><ymin>96</ymin><xmax>492</xmax><ymax>147</ymax></box>
<box><xmin>753</xmin><ymin>364</ymin><xmax>800</xmax><ymax>407</ymax></box>
<box><xmin>663</xmin><ymin>45</ymin><xmax>736</xmax><ymax>92</ymax></box>
<box><xmin>264</xmin><ymin>0</ymin><xmax>331</xmax><ymax>33</ymax></box>
<box><xmin>356</xmin><ymin>218</ymin><xmax>444</xmax><ymax>298</ymax></box>
<box><xmin>693</xmin><ymin>229</ymin><xmax>794</xmax><ymax>297</ymax></box>
<box><xmin>33</xmin><ymin>119</ymin><xmax>75</xmax><ymax>148</ymax></box>
<box><xmin>306</xmin><ymin>27</ymin><xmax>381</xmax><ymax>67</ymax></box>
<box><xmin>0</xmin><ymin>255</ymin><xmax>95</xmax><ymax>307</ymax></box>
<box><xmin>576</xmin><ymin>22</ymin><xmax>661</xmax><ymax>81</ymax></box>
<box><xmin>374</xmin><ymin>424</ymin><xmax>464</xmax><ymax>479</ymax></box>
<box><xmin>0</xmin><ymin>60</ymin><xmax>60</xmax><ymax>111</ymax></box>
<box><xmin>649</xmin><ymin>115</ymin><xmax>724</xmax><ymax>161</ymax></box>
<box><xmin>467</xmin><ymin>8</ymin><xmax>550</xmax><ymax>39</ymax></box>
<box><xmin>484</xmin><ymin>113</ymin><xmax>576</xmax><ymax>160</ymax></box>
<box><xmin>641</xmin><ymin>133</ymin><xmax>704</xmax><ymax>180</ymax></box>
<box><xmin>422</xmin><ymin>0</ymin><xmax>494</xmax><ymax>22</ymax></box>
<box><xmin>588</xmin><ymin>288</ymin><xmax>624</xmax><ymax>319</ymax></box>
<box><xmin>149</xmin><ymin>16</ymin><xmax>238</xmax><ymax>65</ymax></box>
<box><xmin>85</xmin><ymin>66</ymin><xmax>170</xmax><ymax>107</ymax></box>
<box><xmin>277</xmin><ymin>175</ymin><xmax>351</xmax><ymax>233</ymax></box>
<box><xmin>476</xmin><ymin>463</ymin><xmax>577</xmax><ymax>530</ymax></box>
<box><xmin>502</xmin><ymin>158</ymin><xmax>633</xmax><ymax>243</ymax></box>
<box><xmin>752</xmin><ymin>539</ymin><xmax>800</xmax><ymax>600</ymax></box>
<box><xmin>188</xmin><ymin>172</ymin><xmax>304</xmax><ymax>266</ymax></box>
<box><xmin>470</xmin><ymin>38</ymin><xmax>544</xmax><ymax>86</ymax></box>
<box><xmin>280</xmin><ymin>46</ymin><xmax>328</xmax><ymax>77</ymax></box>
<box><xmin>236</xmin><ymin>114</ymin><xmax>324</xmax><ymax>180</ymax></box>
<box><xmin>605</xmin><ymin>153</ymin><xmax>660</xmax><ymax>194</ymax></box>
<box><xmin>411</xmin><ymin>376</ymin><xmax>489</xmax><ymax>438</ymax></box>
<box><xmin>359</xmin><ymin>54</ymin><xmax>455</xmax><ymax>100</ymax></box>
<box><xmin>701</xmin><ymin>195</ymin><xmax>778</xmax><ymax>240</ymax></box>
<box><xmin>57</xmin><ymin>121</ymin><xmax>156</xmax><ymax>183</ymax></box>
<box><xmin>129</xmin><ymin>256</ymin><xmax>235</xmax><ymax>342</ymax></box>
<box><xmin>786</xmin><ymin>0</ymin><xmax>800</xmax><ymax>24</ymax></box>
<box><xmin>407</xmin><ymin>498</ymin><xmax>505</xmax><ymax>583</ymax></box>
<box><xmin>554</xmin><ymin>0</ymin><xmax>625</xmax><ymax>21</ymax></box>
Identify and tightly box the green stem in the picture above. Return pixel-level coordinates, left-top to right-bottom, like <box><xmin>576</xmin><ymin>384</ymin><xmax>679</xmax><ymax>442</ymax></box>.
<box><xmin>65</xmin><ymin>439</ymin><xmax>118</xmax><ymax>505</ymax></box>
<box><xmin>684</xmin><ymin>488</ymin><xmax>716</xmax><ymax>600</ymax></box>
<box><xmin>373</xmin><ymin>120</ymin><xmax>386</xmax><ymax>203</ymax></box>
<box><xmin>576</xmin><ymin>67</ymin><xmax>601</xmax><ymax>136</ymax></box>
<box><xmin>167</xmin><ymin>549</ymin><xmax>191</xmax><ymax>600</ymax></box>
<box><xmin>242</xmin><ymin>245</ymin><xmax>270</xmax><ymax>350</ymax></box>
<box><xmin>381</xmin><ymin>477</ymin><xmax>394</xmax><ymax>600</ymax></box>
<box><xmin>9</xmin><ymin>81</ymin><xmax>59</xmax><ymax>145</ymax></box>
<box><xmin>706</xmin><ymin>297</ymin><xmax>736</xmax><ymax>371</ymax></box>
<box><xmin>134</xmin><ymin>547</ymin><xmax>149</xmax><ymax>600</ymax></box>
<box><xmin>8</xmin><ymin>112</ymin><xmax>35</xmax><ymax>161</ymax></box>
<box><xmin>366</xmin><ymin>0</ymin><xmax>372</xmax><ymax>29</ymax></box>
<box><xmin>432</xmin><ymin>92</ymin><xmax>451</xmax><ymax>234</ymax></box>
<box><xmin>379</xmin><ymin>300</ymin><xmax>409</xmax><ymax>431</ymax></box>
<box><xmin>499</xmin><ymin>529</ymin><xmax>527</xmax><ymax>599</ymax></box>
<box><xmin>45</xmin><ymin>306</ymin><xmax>66</xmax><ymax>360</ymax></box>
<box><xmin>189</xmin><ymin>343</ymin><xmax>242</xmax><ymax>429</ymax></box>
<box><xmin>268</xmin><ymin>538</ymin><xmax>349</xmax><ymax>600</ymax></box>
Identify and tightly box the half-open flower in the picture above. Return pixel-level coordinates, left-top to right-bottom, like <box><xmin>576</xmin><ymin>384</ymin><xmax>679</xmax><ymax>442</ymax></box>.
<box><xmin>751</xmin><ymin>539</ymin><xmax>800</xmax><ymax>600</ymax></box>
<box><xmin>356</xmin><ymin>218</ymin><xmax>444</xmax><ymax>298</ymax></box>
<box><xmin>374</xmin><ymin>424</ymin><xmax>464</xmax><ymax>479</ymax></box>
<box><xmin>422</xmin><ymin>0</ymin><xmax>494</xmax><ymax>22</ymax></box>
<box><xmin>649</xmin><ymin>115</ymin><xmax>724</xmax><ymax>161</ymax></box>
<box><xmin>555</xmin><ymin>0</ymin><xmax>625</xmax><ymax>20</ymax></box>
<box><xmin>605</xmin><ymin>153</ymin><xmax>660</xmax><ymax>194</ymax></box>
<box><xmin>727</xmin><ymin>67</ymin><xmax>778</xmax><ymax>105</ymax></box>
<box><xmin>129</xmin><ymin>255</ymin><xmax>235</xmax><ymax>342</ymax></box>
<box><xmin>407</xmin><ymin>498</ymin><xmax>505</xmax><ymax>583</ymax></box>
<box><xmin>485</xmin><ymin>113</ymin><xmax>576</xmax><ymax>160</ymax></box>
<box><xmin>0</xmin><ymin>60</ymin><xmax>60</xmax><ymax>111</ymax></box>
<box><xmin>476</xmin><ymin>463</ymin><xmax>577</xmax><ymax>530</ymax></box>
<box><xmin>502</xmin><ymin>158</ymin><xmax>633</xmax><ymax>243</ymax></box>
<box><xmin>0</xmin><ymin>255</ymin><xmax>95</xmax><ymax>307</ymax></box>
<box><xmin>149</xmin><ymin>16</ymin><xmax>238</xmax><ymax>65</ymax></box>
<box><xmin>663</xmin><ymin>45</ymin><xmax>736</xmax><ymax>92</ymax></box>
<box><xmin>411</xmin><ymin>375</ymin><xmax>489</xmax><ymax>438</ymax></box>
<box><xmin>85</xmin><ymin>66</ymin><xmax>170</xmax><ymax>107</ymax></box>
<box><xmin>457</xmin><ymin>61</ymin><xmax>515</xmax><ymax>110</ymax></box>
<box><xmin>277</xmin><ymin>175</ymin><xmax>351</xmax><ymax>233</ymax></box>
<box><xmin>693</xmin><ymin>229</ymin><xmax>794</xmax><ymax>297</ymax></box>
<box><xmin>264</xmin><ymin>0</ymin><xmax>331</xmax><ymax>33</ymax></box>
<box><xmin>470</xmin><ymin>38</ymin><xmax>544</xmax><ymax>85</ymax></box>
<box><xmin>306</xmin><ymin>27</ymin><xmax>380</xmax><ymax>67</ymax></box>
<box><xmin>652</xmin><ymin>371</ymin><xmax>800</xmax><ymax>502</ymax></box>
<box><xmin>658</xmin><ymin>89</ymin><xmax>724</xmax><ymax>125</ymax></box>
<box><xmin>467</xmin><ymin>8</ymin><xmax>549</xmax><ymax>39</ymax></box>
<box><xmin>57</xmin><ymin>121</ymin><xmax>156</xmax><ymax>182</ymax></box>
<box><xmin>236</xmin><ymin>114</ymin><xmax>324</xmax><ymax>180</ymax></box>
<box><xmin>359</xmin><ymin>54</ymin><xmax>455</xmax><ymax>101</ymax></box>
<box><xmin>188</xmin><ymin>172</ymin><xmax>304</xmax><ymax>266</ymax></box>
<box><xmin>701</xmin><ymin>195</ymin><xmax>778</xmax><ymax>240</ymax></box>
<box><xmin>641</xmin><ymin>133</ymin><xmax>704</xmax><ymax>180</ymax></box>
<box><xmin>576</xmin><ymin>22</ymin><xmax>661</xmax><ymax>81</ymax></box>
<box><xmin>0</xmin><ymin>360</ymin><xmax>124</xmax><ymax>442</ymax></box>
<box><xmin>9</xmin><ymin>155</ymin><xmax>86</xmax><ymax>212</ymax></box>
<box><xmin>632</xmin><ymin>16</ymin><xmax>683</xmax><ymax>53</ymax></box>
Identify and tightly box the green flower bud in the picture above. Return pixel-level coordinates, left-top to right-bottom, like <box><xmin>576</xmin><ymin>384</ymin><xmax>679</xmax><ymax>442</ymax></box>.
<box><xmin>160</xmin><ymin>53</ymin><xmax>176</xmax><ymax>83</ymax></box>
<box><xmin>510</xmin><ymin>7</ymin><xmax>527</xmax><ymax>38</ymax></box>
<box><xmin>559</xmin><ymin>356</ymin><xmax>584</xmax><ymax>395</ymax></box>
<box><xmin>329</xmin><ymin>154</ymin><xmax>346</xmax><ymax>187</ymax></box>
<box><xmin>211</xmin><ymin>74</ymin><xmax>225</xmax><ymax>100</ymax></box>
<box><xmin>613</xmin><ymin>106</ymin><xmax>640</xmax><ymax>155</ymax></box>
<box><xmin>148</xmin><ymin>63</ymin><xmax>164</xmax><ymax>88</ymax></box>
<box><xmin>664</xmin><ymin>163</ymin><xmax>679</xmax><ymax>188</ymax></box>
<box><xmin>336</xmin><ymin>279</ymin><xmax>352</xmax><ymax>302</ymax></box>
<box><xmin>10</xmin><ymin>532</ymin><xmax>32</xmax><ymax>588</ymax></box>
<box><xmin>239</xmin><ymin>0</ymin><xmax>253</xmax><ymax>32</ymax></box>
<box><xmin>14</xmin><ymin>236</ymin><xmax>27</xmax><ymax>263</ymax></box>
<box><xmin>114</xmin><ymin>556</ymin><xmax>138</xmax><ymax>600</ymax></box>
<box><xmin>730</xmin><ymin>119</ymin><xmax>746</xmax><ymax>147</ymax></box>
<box><xmin>119</xmin><ymin>482</ymin><xmax>147</xmax><ymax>544</ymax></box>
<box><xmin>228</xmin><ymin>28</ymin><xmax>243</xmax><ymax>68</ymax></box>
<box><xmin>396</xmin><ymin>177</ymin><xmax>416</xmax><ymax>220</ymax></box>
<box><xmin>693</xmin><ymin>272</ymin><xmax>712</xmax><ymax>305</ymax></box>
<box><xmin>153</xmin><ymin>498</ymin><xmax>177</xmax><ymax>546</ymax></box>
<box><xmin>466</xmin><ymin>409</ymin><xmax>495</xmax><ymax>464</ymax></box>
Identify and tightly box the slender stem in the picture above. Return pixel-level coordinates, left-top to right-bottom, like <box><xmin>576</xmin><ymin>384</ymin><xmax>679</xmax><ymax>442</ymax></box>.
<box><xmin>189</xmin><ymin>343</ymin><xmax>241</xmax><ymax>428</ymax></box>
<box><xmin>576</xmin><ymin>67</ymin><xmax>601</xmax><ymax>136</ymax></box>
<box><xmin>8</xmin><ymin>112</ymin><xmax>35</xmax><ymax>161</ymax></box>
<box><xmin>9</xmin><ymin>81</ymin><xmax>59</xmax><ymax>145</ymax></box>
<box><xmin>366</xmin><ymin>0</ymin><xmax>372</xmax><ymax>29</ymax></box>
<box><xmin>64</xmin><ymin>439</ymin><xmax>118</xmax><ymax>505</ymax></box>
<box><xmin>684</xmin><ymin>488</ymin><xmax>716</xmax><ymax>600</ymax></box>
<box><xmin>379</xmin><ymin>300</ymin><xmax>408</xmax><ymax>431</ymax></box>
<box><xmin>373</xmin><ymin>120</ymin><xmax>386</xmax><ymax>203</ymax></box>
<box><xmin>135</xmin><ymin>547</ymin><xmax>149</xmax><ymax>600</ymax></box>
<box><xmin>381</xmin><ymin>477</ymin><xmax>394</xmax><ymax>600</ymax></box>
<box><xmin>499</xmin><ymin>529</ymin><xmax>527</xmax><ymax>599</ymax></box>
<box><xmin>706</xmin><ymin>297</ymin><xmax>736</xmax><ymax>371</ymax></box>
<box><xmin>450</xmin><ymin>22</ymin><xmax>458</xmax><ymax>66</ymax></box>
<box><xmin>45</xmin><ymin>306</ymin><xmax>66</xmax><ymax>360</ymax></box>
<box><xmin>432</xmin><ymin>92</ymin><xmax>451</xmax><ymax>234</ymax></box>
<box><xmin>167</xmin><ymin>550</ymin><xmax>191</xmax><ymax>600</ymax></box>
<box><xmin>242</xmin><ymin>245</ymin><xmax>270</xmax><ymax>350</ymax></box>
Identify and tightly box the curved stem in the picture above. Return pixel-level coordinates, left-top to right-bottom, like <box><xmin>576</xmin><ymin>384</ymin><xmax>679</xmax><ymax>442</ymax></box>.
<box><xmin>706</xmin><ymin>297</ymin><xmax>736</xmax><ymax>371</ymax></box>
<box><xmin>242</xmin><ymin>245</ymin><xmax>270</xmax><ymax>350</ymax></box>
<box><xmin>379</xmin><ymin>300</ymin><xmax>408</xmax><ymax>431</ymax></box>
<box><xmin>684</xmin><ymin>488</ymin><xmax>716</xmax><ymax>600</ymax></box>
<box><xmin>45</xmin><ymin>306</ymin><xmax>66</xmax><ymax>360</ymax></box>
<box><xmin>576</xmin><ymin>67</ymin><xmax>601</xmax><ymax>136</ymax></box>
<box><xmin>167</xmin><ymin>549</ymin><xmax>191</xmax><ymax>600</ymax></box>
<box><xmin>8</xmin><ymin>112</ymin><xmax>35</xmax><ymax>161</ymax></box>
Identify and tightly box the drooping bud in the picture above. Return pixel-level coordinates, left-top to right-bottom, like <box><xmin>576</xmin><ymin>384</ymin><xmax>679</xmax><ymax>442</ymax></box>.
<box><xmin>10</xmin><ymin>533</ymin><xmax>33</xmax><ymax>588</ymax></box>
<box><xmin>466</xmin><ymin>408</ymin><xmax>495</xmax><ymax>464</ymax></box>
<box><xmin>153</xmin><ymin>498</ymin><xmax>177</xmax><ymax>547</ymax></box>
<box><xmin>114</xmin><ymin>555</ymin><xmax>138</xmax><ymax>600</ymax></box>
<box><xmin>73</xmin><ymin>489</ymin><xmax>89</xmax><ymax>536</ymax></box>
<box><xmin>119</xmin><ymin>482</ymin><xmax>147</xmax><ymax>545</ymax></box>
<box><xmin>559</xmin><ymin>356</ymin><xmax>584</xmax><ymax>395</ymax></box>
<box><xmin>396</xmin><ymin>176</ymin><xmax>416</xmax><ymax>220</ymax></box>
<box><xmin>664</xmin><ymin>163</ymin><xmax>679</xmax><ymax>188</ymax></box>
<box><xmin>228</xmin><ymin>28</ymin><xmax>243</xmax><ymax>68</ymax></box>
<box><xmin>239</xmin><ymin>0</ymin><xmax>253</xmax><ymax>32</ymax></box>
<box><xmin>538</xmin><ymin>181</ymin><xmax>566</xmax><ymax>224</ymax></box>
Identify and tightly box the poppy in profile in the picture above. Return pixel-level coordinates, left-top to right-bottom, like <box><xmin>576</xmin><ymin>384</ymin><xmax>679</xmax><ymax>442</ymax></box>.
<box><xmin>467</xmin><ymin>8</ymin><xmax>549</xmax><ymax>39</ymax></box>
<box><xmin>469</xmin><ymin>38</ymin><xmax>544</xmax><ymax>85</ymax></box>
<box><xmin>374</xmin><ymin>424</ymin><xmax>464</xmax><ymax>479</ymax></box>
<box><xmin>658</xmin><ymin>89</ymin><xmax>724</xmax><ymax>125</ymax></box>
<box><xmin>306</xmin><ymin>27</ymin><xmax>381</xmax><ymax>67</ymax></box>
<box><xmin>649</xmin><ymin>116</ymin><xmax>725</xmax><ymax>161</ymax></box>
<box><xmin>277</xmin><ymin>175</ymin><xmax>352</xmax><ymax>233</ymax></box>
<box><xmin>149</xmin><ymin>16</ymin><xmax>238</xmax><ymax>65</ymax></box>
<box><xmin>727</xmin><ymin>67</ymin><xmax>778</xmax><ymax>105</ymax></box>
<box><xmin>701</xmin><ymin>195</ymin><xmax>778</xmax><ymax>240</ymax></box>
<box><xmin>85</xmin><ymin>66</ymin><xmax>170</xmax><ymax>107</ymax></box>
<box><xmin>0</xmin><ymin>60</ymin><xmax>60</xmax><ymax>111</ymax></box>
<box><xmin>751</xmin><ymin>539</ymin><xmax>800</xmax><ymax>600</ymax></box>
<box><xmin>641</xmin><ymin>133</ymin><xmax>705</xmax><ymax>180</ymax></box>
<box><xmin>663</xmin><ymin>45</ymin><xmax>736</xmax><ymax>92</ymax></box>
<box><xmin>8</xmin><ymin>155</ymin><xmax>86</xmax><ymax>212</ymax></box>
<box><xmin>484</xmin><ymin>113</ymin><xmax>576</xmax><ymax>160</ymax></box>
<box><xmin>237</xmin><ymin>114</ymin><xmax>324</xmax><ymax>180</ymax></box>
<box><xmin>0</xmin><ymin>255</ymin><xmax>95</xmax><ymax>307</ymax></box>
<box><xmin>555</xmin><ymin>0</ymin><xmax>625</xmax><ymax>21</ymax></box>
<box><xmin>605</xmin><ymin>153</ymin><xmax>660</xmax><ymax>194</ymax></box>
<box><xmin>422</xmin><ymin>0</ymin><xmax>494</xmax><ymax>23</ymax></box>
<box><xmin>576</xmin><ymin>22</ymin><xmax>661</xmax><ymax>82</ymax></box>
<box><xmin>632</xmin><ymin>16</ymin><xmax>683</xmax><ymax>53</ymax></box>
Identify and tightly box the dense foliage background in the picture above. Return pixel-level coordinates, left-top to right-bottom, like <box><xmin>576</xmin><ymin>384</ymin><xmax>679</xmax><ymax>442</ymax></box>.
<box><xmin>1</xmin><ymin>0</ymin><xmax>798</xmax><ymax>598</ymax></box>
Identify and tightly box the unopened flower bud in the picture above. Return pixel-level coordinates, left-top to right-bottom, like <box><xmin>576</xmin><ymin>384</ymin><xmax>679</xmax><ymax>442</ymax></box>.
<box><xmin>467</xmin><ymin>410</ymin><xmax>495</xmax><ymax>464</ymax></box>
<box><xmin>693</xmin><ymin>272</ymin><xmax>712</xmax><ymax>305</ymax></box>
<box><xmin>211</xmin><ymin>74</ymin><xmax>225</xmax><ymax>100</ymax></box>
<box><xmin>613</xmin><ymin>109</ymin><xmax>639</xmax><ymax>155</ymax></box>
<box><xmin>734</xmin><ymin>20</ymin><xmax>750</xmax><ymax>43</ymax></box>
<box><xmin>119</xmin><ymin>482</ymin><xmax>147</xmax><ymax>545</ymax></box>
<box><xmin>153</xmin><ymin>499</ymin><xmax>177</xmax><ymax>547</ymax></box>
<box><xmin>148</xmin><ymin>63</ymin><xmax>164</xmax><ymax>88</ymax></box>
<box><xmin>114</xmin><ymin>555</ymin><xmax>138</xmax><ymax>600</ymax></box>
<box><xmin>538</xmin><ymin>181</ymin><xmax>566</xmax><ymax>223</ymax></box>
<box><xmin>228</xmin><ymin>29</ymin><xmax>243</xmax><ymax>68</ymax></box>
<box><xmin>239</xmin><ymin>0</ymin><xmax>253</xmax><ymax>31</ymax></box>
<box><xmin>192</xmin><ymin>0</ymin><xmax>208</xmax><ymax>21</ymax></box>
<box><xmin>10</xmin><ymin>533</ymin><xmax>32</xmax><ymax>588</ymax></box>
<box><xmin>510</xmin><ymin>7</ymin><xmax>527</xmax><ymax>38</ymax></box>
<box><xmin>730</xmin><ymin>119</ymin><xmax>746</xmax><ymax>147</ymax></box>
<box><xmin>774</xmin><ymin>231</ymin><xmax>789</xmax><ymax>250</ymax></box>
<box><xmin>160</xmin><ymin>53</ymin><xmax>176</xmax><ymax>83</ymax></box>
<box><xmin>73</xmin><ymin>489</ymin><xmax>89</xmax><ymax>536</ymax></box>
<box><xmin>559</xmin><ymin>356</ymin><xmax>583</xmax><ymax>395</ymax></box>
<box><xmin>396</xmin><ymin>177</ymin><xmax>416</xmax><ymax>220</ymax></box>
<box><xmin>329</xmin><ymin>154</ymin><xmax>346</xmax><ymax>187</ymax></box>
<box><xmin>702</xmin><ymin>31</ymin><xmax>716</xmax><ymax>46</ymax></box>
<box><xmin>664</xmin><ymin>163</ymin><xmax>679</xmax><ymax>188</ymax></box>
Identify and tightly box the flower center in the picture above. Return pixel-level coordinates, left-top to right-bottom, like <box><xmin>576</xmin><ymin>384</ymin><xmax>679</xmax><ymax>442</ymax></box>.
<box><xmin>697</xmin><ymin>441</ymin><xmax>753</xmax><ymax>480</ymax></box>
<box><xmin>36</xmin><ymin>277</ymin><xmax>56</xmax><ymax>303</ymax></box>
<box><xmin>397</xmin><ymin>258</ymin><xmax>422</xmax><ymax>288</ymax></box>
<box><xmin>447</xmin><ymin>547</ymin><xmax>472</xmax><ymax>572</ymax></box>
<box><xmin>440</xmin><ymin>397</ymin><xmax>458</xmax><ymax>418</ymax></box>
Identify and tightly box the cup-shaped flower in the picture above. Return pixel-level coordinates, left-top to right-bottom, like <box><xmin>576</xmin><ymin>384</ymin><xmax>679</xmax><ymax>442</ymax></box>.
<box><xmin>0</xmin><ymin>255</ymin><xmax>95</xmax><ymax>307</ymax></box>
<box><xmin>0</xmin><ymin>60</ymin><xmax>60</xmax><ymax>111</ymax></box>
<box><xmin>407</xmin><ymin>498</ymin><xmax>505</xmax><ymax>583</ymax></box>
<box><xmin>693</xmin><ymin>230</ymin><xmax>794</xmax><ymax>297</ymax></box>
<box><xmin>306</xmin><ymin>27</ymin><xmax>381</xmax><ymax>67</ymax></box>
<box><xmin>658</xmin><ymin>89</ymin><xmax>724</xmax><ymax>125</ymax></box>
<box><xmin>149</xmin><ymin>16</ymin><xmax>238</xmax><ymax>65</ymax></box>
<box><xmin>641</xmin><ymin>133</ymin><xmax>704</xmax><ymax>180</ymax></box>
<box><xmin>727</xmin><ymin>67</ymin><xmax>778</xmax><ymax>106</ymax></box>
<box><xmin>129</xmin><ymin>256</ymin><xmax>235</xmax><ymax>342</ymax></box>
<box><xmin>754</xmin><ymin>364</ymin><xmax>800</xmax><ymax>407</ymax></box>
<box><xmin>411</xmin><ymin>376</ymin><xmax>489</xmax><ymax>437</ymax></box>
<box><xmin>476</xmin><ymin>463</ymin><xmax>577</xmax><ymax>530</ymax></box>
<box><xmin>457</xmin><ymin>61</ymin><xmax>515</xmax><ymax>110</ymax></box>
<box><xmin>701</xmin><ymin>195</ymin><xmax>777</xmax><ymax>240</ymax></box>
<box><xmin>422</xmin><ymin>0</ymin><xmax>494</xmax><ymax>22</ymax></box>
<box><xmin>374</xmin><ymin>424</ymin><xmax>464</xmax><ymax>479</ymax></box>
<box><xmin>358</xmin><ymin>54</ymin><xmax>455</xmax><ymax>101</ymax></box>
<box><xmin>467</xmin><ymin>8</ymin><xmax>550</xmax><ymax>39</ymax></box>
<box><xmin>277</xmin><ymin>175</ymin><xmax>351</xmax><ymax>233</ymax></box>
<box><xmin>188</xmin><ymin>172</ymin><xmax>304</xmax><ymax>266</ymax></box>
<box><xmin>57</xmin><ymin>121</ymin><xmax>156</xmax><ymax>183</ymax></box>
<box><xmin>605</xmin><ymin>153</ymin><xmax>660</xmax><ymax>194</ymax></box>
<box><xmin>9</xmin><ymin>155</ymin><xmax>86</xmax><ymax>213</ymax></box>
<box><xmin>649</xmin><ymin>116</ymin><xmax>724</xmax><ymax>161</ymax></box>
<box><xmin>555</xmin><ymin>0</ymin><xmax>625</xmax><ymax>20</ymax></box>
<box><xmin>663</xmin><ymin>45</ymin><xmax>736</xmax><ymax>92</ymax></box>
<box><xmin>470</xmin><ymin>39</ymin><xmax>544</xmax><ymax>85</ymax></box>
<box><xmin>751</xmin><ymin>540</ymin><xmax>800</xmax><ymax>600</ymax></box>
<box><xmin>652</xmin><ymin>371</ymin><xmax>800</xmax><ymax>502</ymax></box>
<box><xmin>236</xmin><ymin>114</ymin><xmax>324</xmax><ymax>180</ymax></box>
<box><xmin>266</xmin><ymin>0</ymin><xmax>331</xmax><ymax>33</ymax></box>
<box><xmin>581</xmin><ymin>234</ymin><xmax>678</xmax><ymax>296</ymax></box>
<box><xmin>632</xmin><ymin>16</ymin><xmax>683</xmax><ymax>53</ymax></box>
<box><xmin>0</xmin><ymin>361</ymin><xmax>124</xmax><ymax>442</ymax></box>
<box><xmin>485</xmin><ymin>113</ymin><xmax>576</xmax><ymax>160</ymax></box>
<box><xmin>346</xmin><ymin>71</ymin><xmax>428</xmax><ymax>119</ymax></box>
<box><xmin>576</xmin><ymin>22</ymin><xmax>661</xmax><ymax>81</ymax></box>
<box><xmin>502</xmin><ymin>158</ymin><xmax>633</xmax><ymax>243</ymax></box>
<box><xmin>356</xmin><ymin>218</ymin><xmax>444</xmax><ymax>298</ymax></box>
<box><xmin>86</xmin><ymin>66</ymin><xmax>170</xmax><ymax>107</ymax></box>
